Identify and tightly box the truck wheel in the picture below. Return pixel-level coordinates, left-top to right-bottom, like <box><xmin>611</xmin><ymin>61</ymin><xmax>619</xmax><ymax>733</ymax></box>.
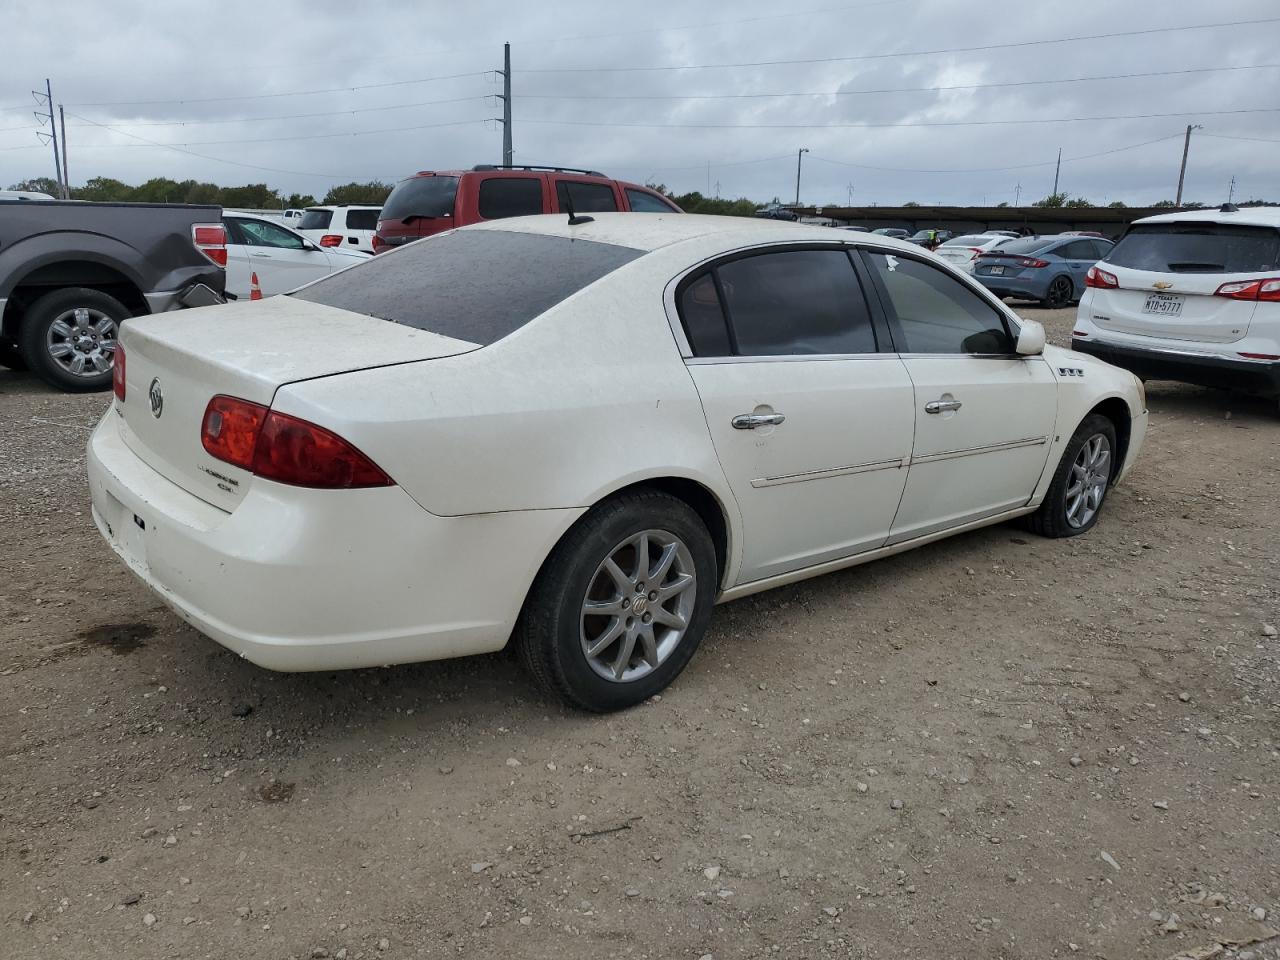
<box><xmin>19</xmin><ymin>288</ymin><xmax>129</xmax><ymax>392</ymax></box>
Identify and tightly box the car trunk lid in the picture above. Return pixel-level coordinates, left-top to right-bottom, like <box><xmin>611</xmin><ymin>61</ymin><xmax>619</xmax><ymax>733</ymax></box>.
<box><xmin>116</xmin><ymin>295</ymin><xmax>479</xmax><ymax>512</ymax></box>
<box><xmin>1085</xmin><ymin>267</ymin><xmax>1259</xmax><ymax>342</ymax></box>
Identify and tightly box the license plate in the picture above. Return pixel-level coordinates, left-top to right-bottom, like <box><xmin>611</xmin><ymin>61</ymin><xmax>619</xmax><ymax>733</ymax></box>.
<box><xmin>1143</xmin><ymin>293</ymin><xmax>1184</xmax><ymax>316</ymax></box>
<box><xmin>989</xmin><ymin>265</ymin><xmax>1005</xmax><ymax>275</ymax></box>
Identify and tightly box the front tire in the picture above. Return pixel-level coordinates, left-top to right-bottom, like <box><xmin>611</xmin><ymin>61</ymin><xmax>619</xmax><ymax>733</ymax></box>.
<box><xmin>19</xmin><ymin>287</ymin><xmax>130</xmax><ymax>392</ymax></box>
<box><xmin>1023</xmin><ymin>414</ymin><xmax>1118</xmax><ymax>538</ymax></box>
<box><xmin>516</xmin><ymin>489</ymin><xmax>718</xmax><ymax>712</ymax></box>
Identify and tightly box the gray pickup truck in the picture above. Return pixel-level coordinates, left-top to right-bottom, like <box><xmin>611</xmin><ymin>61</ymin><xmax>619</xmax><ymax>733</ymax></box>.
<box><xmin>0</xmin><ymin>200</ymin><xmax>226</xmax><ymax>391</ymax></box>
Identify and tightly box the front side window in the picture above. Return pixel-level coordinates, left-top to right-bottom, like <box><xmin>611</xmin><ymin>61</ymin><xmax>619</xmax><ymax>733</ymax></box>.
<box><xmin>625</xmin><ymin>188</ymin><xmax>677</xmax><ymax>213</ymax></box>
<box><xmin>863</xmin><ymin>251</ymin><xmax>1013</xmax><ymax>354</ymax></box>
<box><xmin>231</xmin><ymin>218</ymin><xmax>306</xmax><ymax>250</ymax></box>
<box><xmin>477</xmin><ymin>177</ymin><xmax>544</xmax><ymax>220</ymax></box>
<box><xmin>555</xmin><ymin>180</ymin><xmax>619</xmax><ymax>213</ymax></box>
<box><xmin>716</xmin><ymin>249</ymin><xmax>877</xmax><ymax>356</ymax></box>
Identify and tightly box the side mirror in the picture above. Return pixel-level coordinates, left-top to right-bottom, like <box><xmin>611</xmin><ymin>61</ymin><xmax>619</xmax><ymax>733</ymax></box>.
<box><xmin>1015</xmin><ymin>318</ymin><xmax>1046</xmax><ymax>356</ymax></box>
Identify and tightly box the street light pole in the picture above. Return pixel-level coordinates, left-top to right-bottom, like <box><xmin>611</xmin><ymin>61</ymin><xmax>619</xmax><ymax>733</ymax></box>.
<box><xmin>795</xmin><ymin>147</ymin><xmax>809</xmax><ymax>208</ymax></box>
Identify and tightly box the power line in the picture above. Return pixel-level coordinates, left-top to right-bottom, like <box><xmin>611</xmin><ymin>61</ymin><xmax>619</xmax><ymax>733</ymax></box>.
<box><xmin>72</xmin><ymin>94</ymin><xmax>492</xmax><ymax>128</ymax></box>
<box><xmin>66</xmin><ymin>114</ymin><xmax>486</xmax><ymax>148</ymax></box>
<box><xmin>1201</xmin><ymin>132</ymin><xmax>1280</xmax><ymax>145</ymax></box>
<box><xmin>67</xmin><ymin>70</ymin><xmax>492</xmax><ymax>109</ymax></box>
<box><xmin>516</xmin><ymin>105</ymin><xmax>1280</xmax><ymax>131</ymax></box>
<box><xmin>520</xmin><ymin>17</ymin><xmax>1280</xmax><ymax>73</ymax></box>
<box><xmin>517</xmin><ymin>63</ymin><xmax>1280</xmax><ymax>102</ymax></box>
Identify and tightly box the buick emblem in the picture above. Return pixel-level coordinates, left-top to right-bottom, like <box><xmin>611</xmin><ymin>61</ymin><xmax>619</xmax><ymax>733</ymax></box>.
<box><xmin>148</xmin><ymin>378</ymin><xmax>164</xmax><ymax>419</ymax></box>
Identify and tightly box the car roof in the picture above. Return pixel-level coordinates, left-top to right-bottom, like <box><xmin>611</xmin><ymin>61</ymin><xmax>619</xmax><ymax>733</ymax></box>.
<box><xmin>464</xmin><ymin>212</ymin><xmax>929</xmax><ymax>255</ymax></box>
<box><xmin>399</xmin><ymin>169</ymin><xmax>656</xmax><ymax>191</ymax></box>
<box><xmin>304</xmin><ymin>204</ymin><xmax>381</xmax><ymax>211</ymax></box>
<box><xmin>1134</xmin><ymin>205</ymin><xmax>1280</xmax><ymax>229</ymax></box>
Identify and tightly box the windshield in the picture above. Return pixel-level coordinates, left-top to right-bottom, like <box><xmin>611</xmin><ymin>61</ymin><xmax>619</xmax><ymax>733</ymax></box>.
<box><xmin>298</xmin><ymin>209</ymin><xmax>332</xmax><ymax>230</ymax></box>
<box><xmin>380</xmin><ymin>176</ymin><xmax>460</xmax><ymax>221</ymax></box>
<box><xmin>291</xmin><ymin>229</ymin><xmax>642</xmax><ymax>345</ymax></box>
<box><xmin>1106</xmin><ymin>222</ymin><xmax>1280</xmax><ymax>274</ymax></box>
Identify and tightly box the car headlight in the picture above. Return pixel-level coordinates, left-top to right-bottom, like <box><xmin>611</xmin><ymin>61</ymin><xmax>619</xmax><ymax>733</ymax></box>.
<box><xmin>1134</xmin><ymin>374</ymin><xmax>1146</xmax><ymax>411</ymax></box>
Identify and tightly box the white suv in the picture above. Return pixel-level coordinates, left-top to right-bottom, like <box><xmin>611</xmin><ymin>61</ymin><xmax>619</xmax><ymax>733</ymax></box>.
<box><xmin>1073</xmin><ymin>205</ymin><xmax>1280</xmax><ymax>410</ymax></box>
<box><xmin>295</xmin><ymin>205</ymin><xmax>381</xmax><ymax>254</ymax></box>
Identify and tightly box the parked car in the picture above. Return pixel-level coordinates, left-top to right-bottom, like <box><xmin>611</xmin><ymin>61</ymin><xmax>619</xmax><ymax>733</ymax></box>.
<box><xmin>374</xmin><ymin>166</ymin><xmax>682</xmax><ymax>252</ymax></box>
<box><xmin>89</xmin><ymin>214</ymin><xmax>1146</xmax><ymax>711</ymax></box>
<box><xmin>973</xmin><ymin>235</ymin><xmax>1115</xmax><ymax>308</ymax></box>
<box><xmin>280</xmin><ymin>208</ymin><xmax>305</xmax><ymax>228</ymax></box>
<box><xmin>0</xmin><ymin>189</ymin><xmax>56</xmax><ymax>201</ymax></box>
<box><xmin>871</xmin><ymin>228</ymin><xmax>910</xmax><ymax>240</ymax></box>
<box><xmin>1072</xmin><ymin>204</ymin><xmax>1280</xmax><ymax>409</ymax></box>
<box><xmin>984</xmin><ymin>230</ymin><xmax>1021</xmax><ymax>238</ymax></box>
<box><xmin>840</xmin><ymin>225</ymin><xmax>872</xmax><ymax>232</ymax></box>
<box><xmin>754</xmin><ymin>202</ymin><xmax>799</xmax><ymax>221</ymax></box>
<box><xmin>0</xmin><ymin>200</ymin><xmax>225</xmax><ymax>390</ymax></box>
<box><xmin>907</xmin><ymin>229</ymin><xmax>955</xmax><ymax>250</ymax></box>
<box><xmin>1061</xmin><ymin>230</ymin><xmax>1106</xmax><ymax>238</ymax></box>
<box><xmin>934</xmin><ymin>234</ymin><xmax>1019</xmax><ymax>274</ymax></box>
<box><xmin>295</xmin><ymin>204</ymin><xmax>381</xmax><ymax>254</ymax></box>
<box><xmin>222</xmin><ymin>212</ymin><xmax>368</xmax><ymax>299</ymax></box>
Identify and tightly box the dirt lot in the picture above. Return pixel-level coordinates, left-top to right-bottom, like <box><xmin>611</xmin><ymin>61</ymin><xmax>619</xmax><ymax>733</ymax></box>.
<box><xmin>2</xmin><ymin>306</ymin><xmax>1277</xmax><ymax>960</ymax></box>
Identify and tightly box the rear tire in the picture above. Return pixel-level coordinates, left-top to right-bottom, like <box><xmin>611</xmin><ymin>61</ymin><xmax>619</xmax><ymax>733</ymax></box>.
<box><xmin>516</xmin><ymin>489</ymin><xmax>718</xmax><ymax>712</ymax></box>
<box><xmin>19</xmin><ymin>287</ymin><xmax>130</xmax><ymax>392</ymax></box>
<box><xmin>1022</xmin><ymin>414</ymin><xmax>1118</xmax><ymax>538</ymax></box>
<box><xmin>1041</xmin><ymin>274</ymin><xmax>1074</xmax><ymax>309</ymax></box>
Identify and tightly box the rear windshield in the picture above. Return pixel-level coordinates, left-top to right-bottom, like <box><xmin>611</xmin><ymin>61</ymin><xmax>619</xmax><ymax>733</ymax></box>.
<box><xmin>291</xmin><ymin>229</ymin><xmax>642</xmax><ymax>346</ymax></box>
<box><xmin>943</xmin><ymin>235</ymin><xmax>993</xmax><ymax>246</ymax></box>
<box><xmin>380</xmin><ymin>175</ymin><xmax>460</xmax><ymax>222</ymax></box>
<box><xmin>988</xmin><ymin>237</ymin><xmax>1051</xmax><ymax>256</ymax></box>
<box><xmin>1106</xmin><ymin>222</ymin><xmax>1280</xmax><ymax>274</ymax></box>
<box><xmin>298</xmin><ymin>209</ymin><xmax>332</xmax><ymax>230</ymax></box>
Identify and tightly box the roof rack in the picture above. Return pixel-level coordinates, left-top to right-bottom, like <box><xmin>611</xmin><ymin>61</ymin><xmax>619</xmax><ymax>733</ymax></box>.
<box><xmin>472</xmin><ymin>164</ymin><xmax>608</xmax><ymax>177</ymax></box>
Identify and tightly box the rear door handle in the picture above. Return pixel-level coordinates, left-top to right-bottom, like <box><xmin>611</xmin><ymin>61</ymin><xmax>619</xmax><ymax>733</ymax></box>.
<box><xmin>251</xmin><ymin>252</ymin><xmax>272</xmax><ymax>258</ymax></box>
<box><xmin>732</xmin><ymin>412</ymin><xmax>786</xmax><ymax>429</ymax></box>
<box><xmin>925</xmin><ymin>399</ymin><xmax>962</xmax><ymax>414</ymax></box>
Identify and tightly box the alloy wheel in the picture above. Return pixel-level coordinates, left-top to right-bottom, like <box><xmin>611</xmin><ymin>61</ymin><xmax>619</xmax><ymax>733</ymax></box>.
<box><xmin>46</xmin><ymin>307</ymin><xmax>118</xmax><ymax>378</ymax></box>
<box><xmin>580</xmin><ymin>529</ymin><xmax>697</xmax><ymax>683</ymax></box>
<box><xmin>1065</xmin><ymin>433</ymin><xmax>1111</xmax><ymax>528</ymax></box>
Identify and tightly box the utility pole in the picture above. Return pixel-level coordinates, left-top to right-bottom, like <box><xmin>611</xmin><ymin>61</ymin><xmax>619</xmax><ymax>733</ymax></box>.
<box><xmin>846</xmin><ymin>182</ymin><xmax>855</xmax><ymax>206</ymax></box>
<box><xmin>1228</xmin><ymin>174</ymin><xmax>1237</xmax><ymax>204</ymax></box>
<box><xmin>497</xmin><ymin>42</ymin><xmax>512</xmax><ymax>166</ymax></box>
<box><xmin>794</xmin><ymin>147</ymin><xmax>808</xmax><ymax>207</ymax></box>
<box><xmin>1014</xmin><ymin>182</ymin><xmax>1022</xmax><ymax>206</ymax></box>
<box><xmin>58</xmin><ymin>104</ymin><xmax>69</xmax><ymax>196</ymax></box>
<box><xmin>1176</xmin><ymin>124</ymin><xmax>1202</xmax><ymax>207</ymax></box>
<box><xmin>32</xmin><ymin>79</ymin><xmax>66</xmax><ymax>198</ymax></box>
<box><xmin>1052</xmin><ymin>147</ymin><xmax>1062</xmax><ymax>197</ymax></box>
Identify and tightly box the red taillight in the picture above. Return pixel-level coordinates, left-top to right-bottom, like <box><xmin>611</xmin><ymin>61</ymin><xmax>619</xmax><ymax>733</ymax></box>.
<box><xmin>1086</xmin><ymin>266</ymin><xmax>1119</xmax><ymax>289</ymax></box>
<box><xmin>201</xmin><ymin>395</ymin><xmax>268</xmax><ymax>470</ymax></box>
<box><xmin>1215</xmin><ymin>277</ymin><xmax>1280</xmax><ymax>301</ymax></box>
<box><xmin>192</xmin><ymin>223</ymin><xmax>227</xmax><ymax>267</ymax></box>
<box><xmin>112</xmin><ymin>342</ymin><xmax>126</xmax><ymax>401</ymax></box>
<box><xmin>1239</xmin><ymin>351</ymin><xmax>1280</xmax><ymax>360</ymax></box>
<box><xmin>319</xmin><ymin>234</ymin><xmax>342</xmax><ymax>247</ymax></box>
<box><xmin>1072</xmin><ymin>330</ymin><xmax>1090</xmax><ymax>337</ymax></box>
<box><xmin>1017</xmin><ymin>257</ymin><xmax>1050</xmax><ymax>269</ymax></box>
<box><xmin>372</xmin><ymin>233</ymin><xmax>386</xmax><ymax>254</ymax></box>
<box><xmin>200</xmin><ymin>396</ymin><xmax>393</xmax><ymax>489</ymax></box>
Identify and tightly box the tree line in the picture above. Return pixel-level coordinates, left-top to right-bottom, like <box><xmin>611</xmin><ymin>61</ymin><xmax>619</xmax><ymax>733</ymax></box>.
<box><xmin>5</xmin><ymin>176</ymin><xmax>392</xmax><ymax>208</ymax></box>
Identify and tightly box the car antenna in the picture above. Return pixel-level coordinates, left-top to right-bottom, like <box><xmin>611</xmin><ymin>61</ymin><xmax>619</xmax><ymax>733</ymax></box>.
<box><xmin>564</xmin><ymin>192</ymin><xmax>594</xmax><ymax>226</ymax></box>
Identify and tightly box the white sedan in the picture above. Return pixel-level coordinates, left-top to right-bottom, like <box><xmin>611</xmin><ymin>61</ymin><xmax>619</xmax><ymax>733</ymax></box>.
<box><xmin>221</xmin><ymin>212</ymin><xmax>368</xmax><ymax>300</ymax></box>
<box><xmin>934</xmin><ymin>233</ymin><xmax>1019</xmax><ymax>273</ymax></box>
<box><xmin>88</xmin><ymin>214</ymin><xmax>1147</xmax><ymax>711</ymax></box>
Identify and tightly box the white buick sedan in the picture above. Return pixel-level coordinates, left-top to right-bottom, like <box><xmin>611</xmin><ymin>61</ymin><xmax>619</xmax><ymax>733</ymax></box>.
<box><xmin>88</xmin><ymin>214</ymin><xmax>1147</xmax><ymax>711</ymax></box>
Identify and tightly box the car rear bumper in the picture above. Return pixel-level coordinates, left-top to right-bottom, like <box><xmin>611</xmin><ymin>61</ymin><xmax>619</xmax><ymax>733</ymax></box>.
<box><xmin>1072</xmin><ymin>337</ymin><xmax>1280</xmax><ymax>396</ymax></box>
<box><xmin>87</xmin><ymin>409</ymin><xmax>582</xmax><ymax>671</ymax></box>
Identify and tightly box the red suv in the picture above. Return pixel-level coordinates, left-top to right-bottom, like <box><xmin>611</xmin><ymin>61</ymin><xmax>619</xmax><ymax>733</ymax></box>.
<box><xmin>373</xmin><ymin>165</ymin><xmax>682</xmax><ymax>252</ymax></box>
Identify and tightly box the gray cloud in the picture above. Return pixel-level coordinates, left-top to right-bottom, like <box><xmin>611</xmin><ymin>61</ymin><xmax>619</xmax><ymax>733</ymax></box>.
<box><xmin>3</xmin><ymin>0</ymin><xmax>1277</xmax><ymax>206</ymax></box>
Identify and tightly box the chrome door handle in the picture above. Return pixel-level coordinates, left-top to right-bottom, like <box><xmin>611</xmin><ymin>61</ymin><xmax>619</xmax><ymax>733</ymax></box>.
<box><xmin>251</xmin><ymin>252</ymin><xmax>272</xmax><ymax>258</ymax></box>
<box><xmin>732</xmin><ymin>412</ymin><xmax>786</xmax><ymax>429</ymax></box>
<box><xmin>925</xmin><ymin>399</ymin><xmax>962</xmax><ymax>414</ymax></box>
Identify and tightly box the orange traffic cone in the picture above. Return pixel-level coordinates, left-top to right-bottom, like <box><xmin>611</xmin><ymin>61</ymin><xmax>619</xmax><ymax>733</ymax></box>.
<box><xmin>249</xmin><ymin>272</ymin><xmax>263</xmax><ymax>301</ymax></box>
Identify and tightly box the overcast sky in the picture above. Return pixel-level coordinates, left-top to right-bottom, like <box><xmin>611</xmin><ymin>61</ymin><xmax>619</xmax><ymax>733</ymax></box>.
<box><xmin>3</xmin><ymin>0</ymin><xmax>1278</xmax><ymax>207</ymax></box>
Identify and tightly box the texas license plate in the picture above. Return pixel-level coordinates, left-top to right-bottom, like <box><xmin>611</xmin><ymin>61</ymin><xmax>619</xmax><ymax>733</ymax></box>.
<box><xmin>989</xmin><ymin>265</ymin><xmax>1005</xmax><ymax>275</ymax></box>
<box><xmin>1143</xmin><ymin>293</ymin><xmax>1184</xmax><ymax>316</ymax></box>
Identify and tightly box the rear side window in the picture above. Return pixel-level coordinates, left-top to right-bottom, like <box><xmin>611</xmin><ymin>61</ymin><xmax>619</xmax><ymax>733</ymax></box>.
<box><xmin>478</xmin><ymin>177</ymin><xmax>544</xmax><ymax>219</ymax></box>
<box><xmin>1056</xmin><ymin>240</ymin><xmax>1099</xmax><ymax>260</ymax></box>
<box><xmin>625</xmin><ymin>188</ymin><xmax>677</xmax><ymax>213</ymax></box>
<box><xmin>864</xmin><ymin>252</ymin><xmax>1012</xmax><ymax>354</ymax></box>
<box><xmin>1106</xmin><ymin>222</ymin><xmax>1280</xmax><ymax>274</ymax></box>
<box><xmin>291</xmin><ymin>230</ymin><xmax>642</xmax><ymax>346</ymax></box>
<box><xmin>556</xmin><ymin>180</ymin><xmax>618</xmax><ymax>213</ymax></box>
<box><xmin>298</xmin><ymin>209</ymin><xmax>332</xmax><ymax>230</ymax></box>
<box><xmin>677</xmin><ymin>273</ymin><xmax>732</xmax><ymax>356</ymax></box>
<box><xmin>380</xmin><ymin>176</ymin><xmax>459</xmax><ymax>222</ymax></box>
<box><xmin>344</xmin><ymin>209</ymin><xmax>380</xmax><ymax>230</ymax></box>
<box><xmin>716</xmin><ymin>249</ymin><xmax>877</xmax><ymax>356</ymax></box>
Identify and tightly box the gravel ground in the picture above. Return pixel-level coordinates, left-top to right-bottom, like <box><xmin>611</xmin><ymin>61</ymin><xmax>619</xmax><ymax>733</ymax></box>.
<box><xmin>1</xmin><ymin>305</ymin><xmax>1277</xmax><ymax>960</ymax></box>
